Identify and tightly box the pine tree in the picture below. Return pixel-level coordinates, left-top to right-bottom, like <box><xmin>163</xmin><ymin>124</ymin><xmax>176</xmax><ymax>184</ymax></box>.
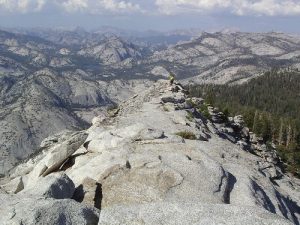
<box><xmin>278</xmin><ymin>119</ymin><xmax>285</xmax><ymax>145</ymax></box>
<box><xmin>286</xmin><ymin>124</ymin><xmax>292</xmax><ymax>147</ymax></box>
<box><xmin>252</xmin><ymin>110</ymin><xmax>259</xmax><ymax>133</ymax></box>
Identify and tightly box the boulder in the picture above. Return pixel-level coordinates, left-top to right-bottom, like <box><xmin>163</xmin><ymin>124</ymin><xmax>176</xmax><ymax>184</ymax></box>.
<box><xmin>92</xmin><ymin>116</ymin><xmax>106</xmax><ymax>126</ymax></box>
<box><xmin>150</xmin><ymin>66</ymin><xmax>169</xmax><ymax>77</ymax></box>
<box><xmin>234</xmin><ymin>115</ymin><xmax>244</xmax><ymax>123</ymax></box>
<box><xmin>241</xmin><ymin>127</ymin><xmax>250</xmax><ymax>139</ymax></box>
<box><xmin>134</xmin><ymin>128</ymin><xmax>165</xmax><ymax>141</ymax></box>
<box><xmin>250</xmin><ymin>132</ymin><xmax>258</xmax><ymax>144</ymax></box>
<box><xmin>221</xmin><ymin>127</ymin><xmax>235</xmax><ymax>135</ymax></box>
<box><xmin>191</xmin><ymin>97</ymin><xmax>204</xmax><ymax>106</ymax></box>
<box><xmin>1</xmin><ymin>176</ymin><xmax>24</xmax><ymax>194</ymax></box>
<box><xmin>161</xmin><ymin>93</ymin><xmax>185</xmax><ymax>104</ymax></box>
<box><xmin>175</xmin><ymin>102</ymin><xmax>194</xmax><ymax>110</ymax></box>
<box><xmin>0</xmin><ymin>172</ymin><xmax>99</xmax><ymax>225</ymax></box>
<box><xmin>0</xmin><ymin>195</ymin><xmax>99</xmax><ymax>225</ymax></box>
<box><xmin>22</xmin><ymin>172</ymin><xmax>75</xmax><ymax>199</ymax></box>
<box><xmin>233</xmin><ymin>115</ymin><xmax>245</xmax><ymax>127</ymax></box>
<box><xmin>237</xmin><ymin>140</ymin><xmax>249</xmax><ymax>149</ymax></box>
<box><xmin>30</xmin><ymin>132</ymin><xmax>88</xmax><ymax>179</ymax></box>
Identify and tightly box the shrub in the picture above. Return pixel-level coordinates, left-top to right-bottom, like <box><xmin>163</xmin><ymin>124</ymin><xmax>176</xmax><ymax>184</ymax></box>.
<box><xmin>107</xmin><ymin>104</ymin><xmax>119</xmax><ymax>117</ymax></box>
<box><xmin>186</xmin><ymin>111</ymin><xmax>194</xmax><ymax>122</ymax></box>
<box><xmin>175</xmin><ymin>131</ymin><xmax>197</xmax><ymax>140</ymax></box>
<box><xmin>186</xmin><ymin>99</ymin><xmax>197</xmax><ymax>108</ymax></box>
<box><xmin>198</xmin><ymin>104</ymin><xmax>211</xmax><ymax>120</ymax></box>
<box><xmin>163</xmin><ymin>105</ymin><xmax>170</xmax><ymax>112</ymax></box>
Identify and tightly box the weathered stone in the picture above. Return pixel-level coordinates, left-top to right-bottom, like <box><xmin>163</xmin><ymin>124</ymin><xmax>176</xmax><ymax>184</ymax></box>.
<box><xmin>161</xmin><ymin>93</ymin><xmax>185</xmax><ymax>104</ymax></box>
<box><xmin>191</xmin><ymin>97</ymin><xmax>204</xmax><ymax>106</ymax></box>
<box><xmin>92</xmin><ymin>116</ymin><xmax>106</xmax><ymax>126</ymax></box>
<box><xmin>237</xmin><ymin>140</ymin><xmax>249</xmax><ymax>149</ymax></box>
<box><xmin>1</xmin><ymin>176</ymin><xmax>24</xmax><ymax>194</ymax></box>
<box><xmin>175</xmin><ymin>102</ymin><xmax>193</xmax><ymax>110</ymax></box>
<box><xmin>135</xmin><ymin>128</ymin><xmax>165</xmax><ymax>141</ymax></box>
<box><xmin>250</xmin><ymin>132</ymin><xmax>259</xmax><ymax>144</ymax></box>
<box><xmin>241</xmin><ymin>127</ymin><xmax>250</xmax><ymax>138</ymax></box>
<box><xmin>234</xmin><ymin>115</ymin><xmax>244</xmax><ymax>127</ymax></box>
<box><xmin>73</xmin><ymin>177</ymin><xmax>102</xmax><ymax>209</ymax></box>
<box><xmin>22</xmin><ymin>172</ymin><xmax>75</xmax><ymax>199</ymax></box>
<box><xmin>30</xmin><ymin>132</ymin><xmax>88</xmax><ymax>179</ymax></box>
<box><xmin>98</xmin><ymin>202</ymin><xmax>293</xmax><ymax>225</ymax></box>
<box><xmin>100</xmin><ymin>166</ymin><xmax>184</xmax><ymax>208</ymax></box>
<box><xmin>0</xmin><ymin>195</ymin><xmax>99</xmax><ymax>225</ymax></box>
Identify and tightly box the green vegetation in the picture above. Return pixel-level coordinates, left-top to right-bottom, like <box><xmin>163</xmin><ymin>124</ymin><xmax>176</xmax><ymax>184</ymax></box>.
<box><xmin>162</xmin><ymin>105</ymin><xmax>170</xmax><ymax>112</ymax></box>
<box><xmin>186</xmin><ymin>111</ymin><xmax>194</xmax><ymax>122</ymax></box>
<box><xmin>175</xmin><ymin>131</ymin><xmax>197</xmax><ymax>140</ymax></box>
<box><xmin>186</xmin><ymin>99</ymin><xmax>197</xmax><ymax>108</ymax></box>
<box><xmin>188</xmin><ymin>69</ymin><xmax>300</xmax><ymax>177</ymax></box>
<box><xmin>107</xmin><ymin>104</ymin><xmax>120</xmax><ymax>117</ymax></box>
<box><xmin>186</xmin><ymin>98</ymin><xmax>211</xmax><ymax>120</ymax></box>
<box><xmin>198</xmin><ymin>104</ymin><xmax>211</xmax><ymax>120</ymax></box>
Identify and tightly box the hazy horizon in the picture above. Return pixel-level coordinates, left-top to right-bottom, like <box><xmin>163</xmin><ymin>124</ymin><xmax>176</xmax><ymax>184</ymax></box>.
<box><xmin>0</xmin><ymin>0</ymin><xmax>300</xmax><ymax>34</ymax></box>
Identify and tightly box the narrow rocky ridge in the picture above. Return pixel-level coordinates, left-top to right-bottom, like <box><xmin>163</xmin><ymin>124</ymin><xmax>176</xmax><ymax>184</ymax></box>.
<box><xmin>0</xmin><ymin>80</ymin><xmax>299</xmax><ymax>225</ymax></box>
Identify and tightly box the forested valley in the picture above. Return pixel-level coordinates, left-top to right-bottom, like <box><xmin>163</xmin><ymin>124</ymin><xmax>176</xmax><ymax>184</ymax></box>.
<box><xmin>188</xmin><ymin>69</ymin><xmax>300</xmax><ymax>177</ymax></box>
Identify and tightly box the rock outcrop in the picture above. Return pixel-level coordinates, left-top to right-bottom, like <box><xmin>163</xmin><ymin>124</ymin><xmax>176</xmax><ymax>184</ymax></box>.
<box><xmin>21</xmin><ymin>173</ymin><xmax>75</xmax><ymax>199</ymax></box>
<box><xmin>0</xmin><ymin>172</ymin><xmax>99</xmax><ymax>225</ymax></box>
<box><xmin>1</xmin><ymin>80</ymin><xmax>299</xmax><ymax>225</ymax></box>
<box><xmin>29</xmin><ymin>131</ymin><xmax>88</xmax><ymax>179</ymax></box>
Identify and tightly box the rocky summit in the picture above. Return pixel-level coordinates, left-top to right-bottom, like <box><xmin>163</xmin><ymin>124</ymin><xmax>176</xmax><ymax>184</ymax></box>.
<box><xmin>0</xmin><ymin>80</ymin><xmax>299</xmax><ymax>225</ymax></box>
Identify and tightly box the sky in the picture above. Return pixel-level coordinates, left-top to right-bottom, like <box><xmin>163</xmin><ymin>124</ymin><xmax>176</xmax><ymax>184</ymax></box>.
<box><xmin>0</xmin><ymin>0</ymin><xmax>300</xmax><ymax>33</ymax></box>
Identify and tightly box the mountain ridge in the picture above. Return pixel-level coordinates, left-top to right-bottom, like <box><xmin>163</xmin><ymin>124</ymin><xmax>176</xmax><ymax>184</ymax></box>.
<box><xmin>1</xmin><ymin>28</ymin><xmax>300</xmax><ymax>175</ymax></box>
<box><xmin>0</xmin><ymin>80</ymin><xmax>299</xmax><ymax>224</ymax></box>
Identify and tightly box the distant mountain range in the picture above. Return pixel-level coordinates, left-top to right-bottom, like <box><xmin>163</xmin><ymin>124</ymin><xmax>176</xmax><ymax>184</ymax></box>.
<box><xmin>1</xmin><ymin>28</ymin><xmax>300</xmax><ymax>174</ymax></box>
<box><xmin>146</xmin><ymin>32</ymin><xmax>300</xmax><ymax>84</ymax></box>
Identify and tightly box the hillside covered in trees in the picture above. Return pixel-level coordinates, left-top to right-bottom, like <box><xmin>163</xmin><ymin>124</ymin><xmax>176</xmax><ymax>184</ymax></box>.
<box><xmin>188</xmin><ymin>69</ymin><xmax>300</xmax><ymax>177</ymax></box>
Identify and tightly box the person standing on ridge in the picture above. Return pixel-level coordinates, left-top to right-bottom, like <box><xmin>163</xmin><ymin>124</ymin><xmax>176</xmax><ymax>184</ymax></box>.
<box><xmin>168</xmin><ymin>72</ymin><xmax>175</xmax><ymax>85</ymax></box>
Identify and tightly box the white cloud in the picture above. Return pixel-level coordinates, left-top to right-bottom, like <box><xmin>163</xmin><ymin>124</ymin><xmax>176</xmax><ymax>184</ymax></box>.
<box><xmin>155</xmin><ymin>0</ymin><xmax>230</xmax><ymax>15</ymax></box>
<box><xmin>0</xmin><ymin>0</ymin><xmax>45</xmax><ymax>12</ymax></box>
<box><xmin>59</xmin><ymin>0</ymin><xmax>141</xmax><ymax>13</ymax></box>
<box><xmin>99</xmin><ymin>0</ymin><xmax>141</xmax><ymax>12</ymax></box>
<box><xmin>155</xmin><ymin>0</ymin><xmax>300</xmax><ymax>16</ymax></box>
<box><xmin>60</xmin><ymin>0</ymin><xmax>89</xmax><ymax>12</ymax></box>
<box><xmin>233</xmin><ymin>0</ymin><xmax>300</xmax><ymax>16</ymax></box>
<box><xmin>0</xmin><ymin>0</ymin><xmax>141</xmax><ymax>13</ymax></box>
<box><xmin>36</xmin><ymin>0</ymin><xmax>45</xmax><ymax>10</ymax></box>
<box><xmin>1</xmin><ymin>0</ymin><xmax>300</xmax><ymax>16</ymax></box>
